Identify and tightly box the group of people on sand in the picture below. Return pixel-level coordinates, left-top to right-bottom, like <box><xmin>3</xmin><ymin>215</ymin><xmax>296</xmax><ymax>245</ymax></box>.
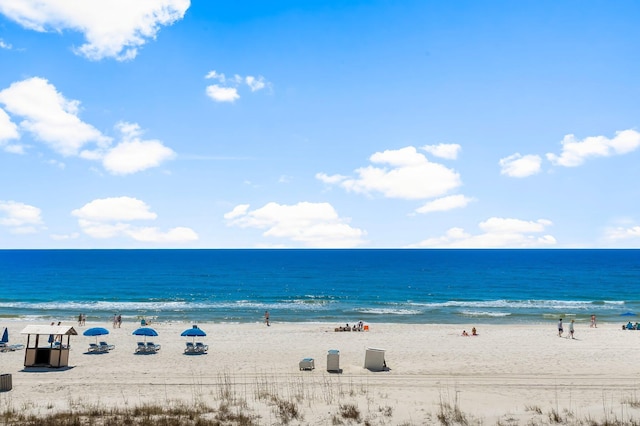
<box><xmin>335</xmin><ymin>320</ymin><xmax>365</xmax><ymax>332</ymax></box>
<box><xmin>557</xmin><ymin>315</ymin><xmax>597</xmax><ymax>339</ymax></box>
<box><xmin>461</xmin><ymin>327</ymin><xmax>478</xmax><ymax>336</ymax></box>
<box><xmin>622</xmin><ymin>321</ymin><xmax>640</xmax><ymax>330</ymax></box>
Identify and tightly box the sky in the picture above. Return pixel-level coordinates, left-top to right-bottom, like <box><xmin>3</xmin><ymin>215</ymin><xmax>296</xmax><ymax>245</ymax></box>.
<box><xmin>0</xmin><ymin>1</ymin><xmax>639</xmax><ymax>249</ymax></box>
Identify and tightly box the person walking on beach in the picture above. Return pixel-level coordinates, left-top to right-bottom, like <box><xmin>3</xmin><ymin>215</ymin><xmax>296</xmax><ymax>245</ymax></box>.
<box><xmin>569</xmin><ymin>319</ymin><xmax>575</xmax><ymax>339</ymax></box>
<box><xmin>112</xmin><ymin>314</ymin><xmax>117</xmax><ymax>328</ymax></box>
<box><xmin>590</xmin><ymin>314</ymin><xmax>597</xmax><ymax>328</ymax></box>
<box><xmin>117</xmin><ymin>314</ymin><xmax>122</xmax><ymax>328</ymax></box>
<box><xmin>264</xmin><ymin>310</ymin><xmax>270</xmax><ymax>326</ymax></box>
<box><xmin>558</xmin><ymin>318</ymin><xmax>563</xmax><ymax>337</ymax></box>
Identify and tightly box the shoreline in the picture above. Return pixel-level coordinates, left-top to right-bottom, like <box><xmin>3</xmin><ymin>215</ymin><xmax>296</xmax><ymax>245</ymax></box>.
<box><xmin>1</xmin><ymin>320</ymin><xmax>639</xmax><ymax>424</ymax></box>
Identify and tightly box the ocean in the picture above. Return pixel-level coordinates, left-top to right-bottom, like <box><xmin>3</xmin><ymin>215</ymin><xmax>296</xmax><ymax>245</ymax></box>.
<box><xmin>0</xmin><ymin>249</ymin><xmax>638</xmax><ymax>325</ymax></box>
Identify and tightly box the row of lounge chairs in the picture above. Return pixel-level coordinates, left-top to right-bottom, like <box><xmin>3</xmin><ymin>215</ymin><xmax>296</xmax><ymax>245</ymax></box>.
<box><xmin>184</xmin><ymin>341</ymin><xmax>208</xmax><ymax>354</ymax></box>
<box><xmin>0</xmin><ymin>342</ymin><xmax>25</xmax><ymax>352</ymax></box>
<box><xmin>88</xmin><ymin>342</ymin><xmax>115</xmax><ymax>353</ymax></box>
<box><xmin>136</xmin><ymin>341</ymin><xmax>161</xmax><ymax>353</ymax></box>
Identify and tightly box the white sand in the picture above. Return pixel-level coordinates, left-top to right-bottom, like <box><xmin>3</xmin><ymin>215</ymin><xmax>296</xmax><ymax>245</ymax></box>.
<box><xmin>1</xmin><ymin>320</ymin><xmax>639</xmax><ymax>424</ymax></box>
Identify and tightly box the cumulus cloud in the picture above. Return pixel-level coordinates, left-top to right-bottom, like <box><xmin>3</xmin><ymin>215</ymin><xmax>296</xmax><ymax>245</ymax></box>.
<box><xmin>410</xmin><ymin>217</ymin><xmax>556</xmax><ymax>248</ymax></box>
<box><xmin>205</xmin><ymin>85</ymin><xmax>240</xmax><ymax>103</ymax></box>
<box><xmin>0</xmin><ymin>107</ymin><xmax>22</xmax><ymax>153</ymax></box>
<box><xmin>421</xmin><ymin>143</ymin><xmax>461</xmax><ymax>160</ymax></box>
<box><xmin>0</xmin><ymin>78</ymin><xmax>175</xmax><ymax>174</ymax></box>
<box><xmin>0</xmin><ymin>38</ymin><xmax>12</xmax><ymax>49</ymax></box>
<box><xmin>415</xmin><ymin>194</ymin><xmax>475</xmax><ymax>214</ymax></box>
<box><xmin>546</xmin><ymin>129</ymin><xmax>640</xmax><ymax>167</ymax></box>
<box><xmin>0</xmin><ymin>0</ymin><xmax>190</xmax><ymax>61</ymax></box>
<box><xmin>0</xmin><ymin>200</ymin><xmax>44</xmax><ymax>234</ymax></box>
<box><xmin>318</xmin><ymin>146</ymin><xmax>462</xmax><ymax>200</ymax></box>
<box><xmin>499</xmin><ymin>153</ymin><xmax>542</xmax><ymax>178</ymax></box>
<box><xmin>0</xmin><ymin>77</ymin><xmax>110</xmax><ymax>156</ymax></box>
<box><xmin>101</xmin><ymin>122</ymin><xmax>176</xmax><ymax>175</ymax></box>
<box><xmin>224</xmin><ymin>201</ymin><xmax>367</xmax><ymax>248</ymax></box>
<box><xmin>205</xmin><ymin>70</ymin><xmax>270</xmax><ymax>103</ymax></box>
<box><xmin>72</xmin><ymin>196</ymin><xmax>197</xmax><ymax>243</ymax></box>
<box><xmin>604</xmin><ymin>225</ymin><xmax>640</xmax><ymax>242</ymax></box>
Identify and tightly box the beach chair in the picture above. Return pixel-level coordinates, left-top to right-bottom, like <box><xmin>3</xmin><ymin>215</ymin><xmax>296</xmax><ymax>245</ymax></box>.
<box><xmin>99</xmin><ymin>341</ymin><xmax>115</xmax><ymax>351</ymax></box>
<box><xmin>195</xmin><ymin>342</ymin><xmax>208</xmax><ymax>353</ymax></box>
<box><xmin>88</xmin><ymin>343</ymin><xmax>104</xmax><ymax>352</ymax></box>
<box><xmin>184</xmin><ymin>342</ymin><xmax>196</xmax><ymax>353</ymax></box>
<box><xmin>135</xmin><ymin>342</ymin><xmax>146</xmax><ymax>353</ymax></box>
<box><xmin>146</xmin><ymin>342</ymin><xmax>161</xmax><ymax>352</ymax></box>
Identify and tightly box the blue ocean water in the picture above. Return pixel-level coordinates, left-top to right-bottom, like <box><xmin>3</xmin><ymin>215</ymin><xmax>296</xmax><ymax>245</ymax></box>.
<box><xmin>0</xmin><ymin>249</ymin><xmax>638</xmax><ymax>325</ymax></box>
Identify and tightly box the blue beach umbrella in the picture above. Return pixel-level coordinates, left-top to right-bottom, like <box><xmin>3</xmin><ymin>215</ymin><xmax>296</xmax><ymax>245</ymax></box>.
<box><xmin>83</xmin><ymin>327</ymin><xmax>109</xmax><ymax>344</ymax></box>
<box><xmin>1</xmin><ymin>328</ymin><xmax>8</xmax><ymax>344</ymax></box>
<box><xmin>132</xmin><ymin>327</ymin><xmax>158</xmax><ymax>342</ymax></box>
<box><xmin>180</xmin><ymin>326</ymin><xmax>206</xmax><ymax>343</ymax></box>
<box><xmin>621</xmin><ymin>312</ymin><xmax>636</xmax><ymax>316</ymax></box>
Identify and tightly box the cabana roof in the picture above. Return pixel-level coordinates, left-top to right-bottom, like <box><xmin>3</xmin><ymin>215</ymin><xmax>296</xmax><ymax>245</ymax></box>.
<box><xmin>20</xmin><ymin>325</ymin><xmax>78</xmax><ymax>336</ymax></box>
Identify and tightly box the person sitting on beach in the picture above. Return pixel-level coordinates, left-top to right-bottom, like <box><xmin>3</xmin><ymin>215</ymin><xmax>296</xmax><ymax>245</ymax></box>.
<box><xmin>462</xmin><ymin>330</ymin><xmax>469</xmax><ymax>336</ymax></box>
<box><xmin>626</xmin><ymin>321</ymin><xmax>634</xmax><ymax>330</ymax></box>
<box><xmin>471</xmin><ymin>327</ymin><xmax>477</xmax><ymax>336</ymax></box>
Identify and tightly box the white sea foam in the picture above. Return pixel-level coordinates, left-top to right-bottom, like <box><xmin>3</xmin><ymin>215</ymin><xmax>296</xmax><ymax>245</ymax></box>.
<box><xmin>409</xmin><ymin>300</ymin><xmax>626</xmax><ymax>311</ymax></box>
<box><xmin>354</xmin><ymin>308</ymin><xmax>422</xmax><ymax>315</ymax></box>
<box><xmin>459</xmin><ymin>310</ymin><xmax>511</xmax><ymax>318</ymax></box>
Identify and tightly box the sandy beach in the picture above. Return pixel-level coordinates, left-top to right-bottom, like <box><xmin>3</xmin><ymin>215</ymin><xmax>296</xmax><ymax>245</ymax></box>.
<box><xmin>1</xmin><ymin>319</ymin><xmax>640</xmax><ymax>425</ymax></box>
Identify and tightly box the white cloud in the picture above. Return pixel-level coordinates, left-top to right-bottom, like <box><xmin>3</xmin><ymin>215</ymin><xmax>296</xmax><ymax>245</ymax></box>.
<box><xmin>410</xmin><ymin>217</ymin><xmax>556</xmax><ymax>248</ymax></box>
<box><xmin>72</xmin><ymin>196</ymin><xmax>157</xmax><ymax>221</ymax></box>
<box><xmin>0</xmin><ymin>200</ymin><xmax>44</xmax><ymax>234</ymax></box>
<box><xmin>204</xmin><ymin>70</ymin><xmax>270</xmax><ymax>103</ymax></box>
<box><xmin>604</xmin><ymin>225</ymin><xmax>640</xmax><ymax>242</ymax></box>
<box><xmin>323</xmin><ymin>146</ymin><xmax>462</xmax><ymax>200</ymax></box>
<box><xmin>421</xmin><ymin>143</ymin><xmax>461</xmax><ymax>160</ymax></box>
<box><xmin>205</xmin><ymin>70</ymin><xmax>225</xmax><ymax>82</ymax></box>
<box><xmin>72</xmin><ymin>196</ymin><xmax>198</xmax><ymax>243</ymax></box>
<box><xmin>0</xmin><ymin>77</ymin><xmax>110</xmax><ymax>156</ymax></box>
<box><xmin>0</xmin><ymin>78</ymin><xmax>175</xmax><ymax>173</ymax></box>
<box><xmin>225</xmin><ymin>201</ymin><xmax>367</xmax><ymax>248</ymax></box>
<box><xmin>223</xmin><ymin>204</ymin><xmax>250</xmax><ymax>220</ymax></box>
<box><xmin>125</xmin><ymin>226</ymin><xmax>197</xmax><ymax>243</ymax></box>
<box><xmin>205</xmin><ymin>85</ymin><xmax>240</xmax><ymax>103</ymax></box>
<box><xmin>245</xmin><ymin>75</ymin><xmax>266</xmax><ymax>92</ymax></box>
<box><xmin>50</xmin><ymin>232</ymin><xmax>79</xmax><ymax>241</ymax></box>
<box><xmin>101</xmin><ymin>122</ymin><xmax>176</xmax><ymax>175</ymax></box>
<box><xmin>0</xmin><ymin>107</ymin><xmax>21</xmax><ymax>152</ymax></box>
<box><xmin>0</xmin><ymin>0</ymin><xmax>190</xmax><ymax>61</ymax></box>
<box><xmin>546</xmin><ymin>129</ymin><xmax>640</xmax><ymax>167</ymax></box>
<box><xmin>315</xmin><ymin>172</ymin><xmax>347</xmax><ymax>185</ymax></box>
<box><xmin>415</xmin><ymin>194</ymin><xmax>474</xmax><ymax>214</ymax></box>
<box><xmin>499</xmin><ymin>153</ymin><xmax>542</xmax><ymax>178</ymax></box>
<box><xmin>0</xmin><ymin>38</ymin><xmax>11</xmax><ymax>49</ymax></box>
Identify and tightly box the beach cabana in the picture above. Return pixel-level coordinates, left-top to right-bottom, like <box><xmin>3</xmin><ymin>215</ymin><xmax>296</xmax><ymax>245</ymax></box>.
<box><xmin>21</xmin><ymin>325</ymin><xmax>77</xmax><ymax>368</ymax></box>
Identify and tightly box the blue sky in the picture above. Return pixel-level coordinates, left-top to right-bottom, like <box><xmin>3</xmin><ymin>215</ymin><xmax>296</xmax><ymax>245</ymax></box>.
<box><xmin>0</xmin><ymin>1</ymin><xmax>639</xmax><ymax>249</ymax></box>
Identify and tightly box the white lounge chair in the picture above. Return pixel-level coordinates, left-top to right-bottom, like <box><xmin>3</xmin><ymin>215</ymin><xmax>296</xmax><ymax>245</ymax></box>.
<box><xmin>195</xmin><ymin>342</ymin><xmax>208</xmax><ymax>353</ymax></box>
<box><xmin>88</xmin><ymin>343</ymin><xmax>105</xmax><ymax>353</ymax></box>
<box><xmin>146</xmin><ymin>342</ymin><xmax>161</xmax><ymax>352</ymax></box>
<box><xmin>184</xmin><ymin>342</ymin><xmax>198</xmax><ymax>354</ymax></box>
<box><xmin>99</xmin><ymin>341</ymin><xmax>115</xmax><ymax>351</ymax></box>
<box><xmin>135</xmin><ymin>342</ymin><xmax>146</xmax><ymax>353</ymax></box>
